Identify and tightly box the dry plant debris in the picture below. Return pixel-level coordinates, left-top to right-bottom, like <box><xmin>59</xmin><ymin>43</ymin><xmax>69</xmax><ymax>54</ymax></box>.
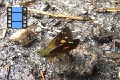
<box><xmin>114</xmin><ymin>39</ymin><xmax>120</xmax><ymax>47</ymax></box>
<box><xmin>96</xmin><ymin>7</ymin><xmax>120</xmax><ymax>12</ymax></box>
<box><xmin>9</xmin><ymin>28</ymin><xmax>37</xmax><ymax>46</ymax></box>
<box><xmin>28</xmin><ymin>8</ymin><xmax>91</xmax><ymax>21</ymax></box>
<box><xmin>9</xmin><ymin>22</ymin><xmax>38</xmax><ymax>46</ymax></box>
<box><xmin>40</xmin><ymin>70</ymin><xmax>45</xmax><ymax>80</ymax></box>
<box><xmin>4</xmin><ymin>64</ymin><xmax>11</xmax><ymax>80</ymax></box>
<box><xmin>118</xmin><ymin>67</ymin><xmax>120</xmax><ymax>80</ymax></box>
<box><xmin>110</xmin><ymin>0</ymin><xmax>120</xmax><ymax>4</ymax></box>
<box><xmin>17</xmin><ymin>0</ymin><xmax>35</xmax><ymax>6</ymax></box>
<box><xmin>0</xmin><ymin>29</ymin><xmax>6</xmax><ymax>39</ymax></box>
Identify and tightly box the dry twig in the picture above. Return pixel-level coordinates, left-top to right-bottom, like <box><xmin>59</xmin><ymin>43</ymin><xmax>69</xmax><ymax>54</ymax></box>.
<box><xmin>40</xmin><ymin>70</ymin><xmax>45</xmax><ymax>80</ymax></box>
<box><xmin>4</xmin><ymin>64</ymin><xmax>11</xmax><ymax>80</ymax></box>
<box><xmin>18</xmin><ymin>0</ymin><xmax>35</xmax><ymax>6</ymax></box>
<box><xmin>28</xmin><ymin>8</ymin><xmax>91</xmax><ymax>21</ymax></box>
<box><xmin>118</xmin><ymin>67</ymin><xmax>120</xmax><ymax>80</ymax></box>
<box><xmin>110</xmin><ymin>0</ymin><xmax>120</xmax><ymax>4</ymax></box>
<box><xmin>96</xmin><ymin>7</ymin><xmax>120</xmax><ymax>12</ymax></box>
<box><xmin>2</xmin><ymin>29</ymin><xmax>6</xmax><ymax>39</ymax></box>
<box><xmin>0</xmin><ymin>29</ymin><xmax>6</xmax><ymax>39</ymax></box>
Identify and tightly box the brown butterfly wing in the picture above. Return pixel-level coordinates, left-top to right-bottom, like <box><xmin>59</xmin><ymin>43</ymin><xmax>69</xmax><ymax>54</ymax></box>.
<box><xmin>49</xmin><ymin>39</ymin><xmax>80</xmax><ymax>54</ymax></box>
<box><xmin>47</xmin><ymin>27</ymin><xmax>73</xmax><ymax>47</ymax></box>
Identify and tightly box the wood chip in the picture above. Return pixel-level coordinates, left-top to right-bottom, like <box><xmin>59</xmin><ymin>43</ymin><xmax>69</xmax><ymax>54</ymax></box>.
<box><xmin>10</xmin><ymin>28</ymin><xmax>37</xmax><ymax>46</ymax></box>
<box><xmin>9</xmin><ymin>22</ymin><xmax>38</xmax><ymax>46</ymax></box>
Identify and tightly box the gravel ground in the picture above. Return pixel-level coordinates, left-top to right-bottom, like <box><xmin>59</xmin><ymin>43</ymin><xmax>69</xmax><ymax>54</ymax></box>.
<box><xmin>0</xmin><ymin>0</ymin><xmax>120</xmax><ymax>80</ymax></box>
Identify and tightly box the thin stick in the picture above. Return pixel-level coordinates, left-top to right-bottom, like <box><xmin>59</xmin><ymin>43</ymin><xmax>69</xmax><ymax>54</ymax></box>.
<box><xmin>6</xmin><ymin>65</ymin><xmax>11</xmax><ymax>80</ymax></box>
<box><xmin>28</xmin><ymin>8</ymin><xmax>91</xmax><ymax>21</ymax></box>
<box><xmin>18</xmin><ymin>0</ymin><xmax>35</xmax><ymax>6</ymax></box>
<box><xmin>96</xmin><ymin>7</ymin><xmax>120</xmax><ymax>13</ymax></box>
<box><xmin>118</xmin><ymin>67</ymin><xmax>120</xmax><ymax>80</ymax></box>
<box><xmin>2</xmin><ymin>29</ymin><xmax>7</xmax><ymax>39</ymax></box>
<box><xmin>110</xmin><ymin>0</ymin><xmax>120</xmax><ymax>4</ymax></box>
<box><xmin>40</xmin><ymin>70</ymin><xmax>45</xmax><ymax>80</ymax></box>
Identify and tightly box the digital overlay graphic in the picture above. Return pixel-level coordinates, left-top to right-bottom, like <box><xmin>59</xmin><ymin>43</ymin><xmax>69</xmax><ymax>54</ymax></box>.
<box><xmin>7</xmin><ymin>7</ymin><xmax>27</xmax><ymax>29</ymax></box>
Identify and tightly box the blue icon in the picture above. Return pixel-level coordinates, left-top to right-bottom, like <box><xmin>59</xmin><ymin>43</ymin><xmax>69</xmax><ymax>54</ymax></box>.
<box><xmin>7</xmin><ymin>7</ymin><xmax>27</xmax><ymax>29</ymax></box>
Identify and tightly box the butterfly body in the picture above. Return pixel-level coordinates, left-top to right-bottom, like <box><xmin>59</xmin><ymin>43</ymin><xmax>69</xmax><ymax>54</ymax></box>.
<box><xmin>37</xmin><ymin>46</ymin><xmax>56</xmax><ymax>57</ymax></box>
<box><xmin>37</xmin><ymin>27</ymin><xmax>80</xmax><ymax>59</ymax></box>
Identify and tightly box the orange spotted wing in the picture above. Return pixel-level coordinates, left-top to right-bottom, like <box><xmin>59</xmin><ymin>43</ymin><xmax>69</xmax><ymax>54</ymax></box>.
<box><xmin>37</xmin><ymin>27</ymin><xmax>80</xmax><ymax>58</ymax></box>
